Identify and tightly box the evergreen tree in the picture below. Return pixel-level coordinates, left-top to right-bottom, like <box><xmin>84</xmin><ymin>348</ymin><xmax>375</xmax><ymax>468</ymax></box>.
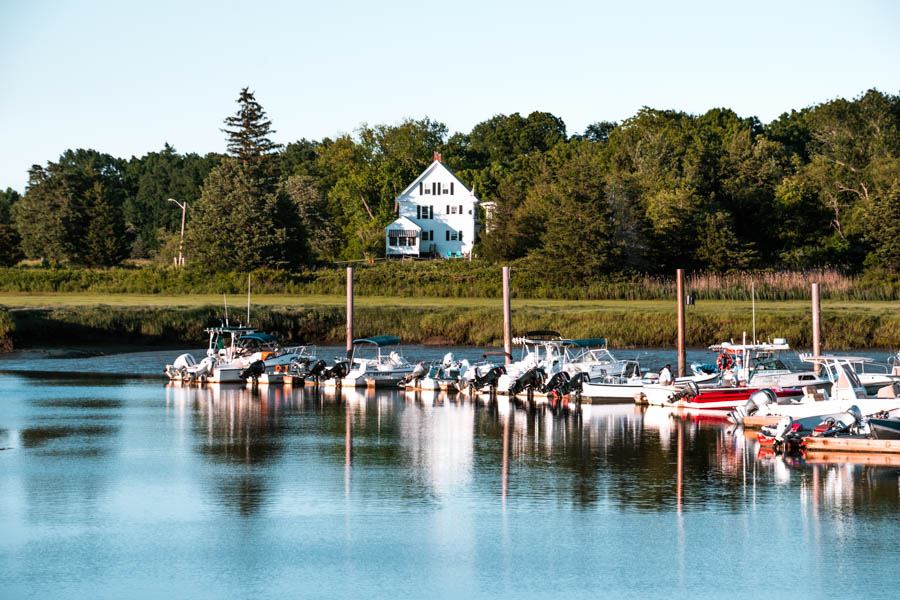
<box><xmin>221</xmin><ymin>87</ymin><xmax>282</xmax><ymax>177</ymax></box>
<box><xmin>0</xmin><ymin>188</ymin><xmax>23</xmax><ymax>266</ymax></box>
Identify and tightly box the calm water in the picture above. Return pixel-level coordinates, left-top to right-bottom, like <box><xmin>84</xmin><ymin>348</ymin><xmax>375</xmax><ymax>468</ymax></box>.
<box><xmin>2</xmin><ymin>349</ymin><xmax>899</xmax><ymax>599</ymax></box>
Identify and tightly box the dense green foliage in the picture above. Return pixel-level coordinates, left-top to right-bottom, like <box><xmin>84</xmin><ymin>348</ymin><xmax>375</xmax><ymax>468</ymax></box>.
<box><xmin>6</xmin><ymin>88</ymin><xmax>900</xmax><ymax>275</ymax></box>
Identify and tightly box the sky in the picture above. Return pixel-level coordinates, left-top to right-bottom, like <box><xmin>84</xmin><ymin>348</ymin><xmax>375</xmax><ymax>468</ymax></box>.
<box><xmin>1</xmin><ymin>0</ymin><xmax>899</xmax><ymax>193</ymax></box>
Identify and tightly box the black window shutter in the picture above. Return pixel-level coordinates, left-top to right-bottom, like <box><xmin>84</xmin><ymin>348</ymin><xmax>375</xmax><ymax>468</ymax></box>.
<box><xmin>419</xmin><ymin>182</ymin><xmax>423</xmax><ymax>195</ymax></box>
<box><xmin>417</xmin><ymin>205</ymin><xmax>421</xmax><ymax>219</ymax></box>
<box><xmin>450</xmin><ymin>182</ymin><xmax>454</xmax><ymax>195</ymax></box>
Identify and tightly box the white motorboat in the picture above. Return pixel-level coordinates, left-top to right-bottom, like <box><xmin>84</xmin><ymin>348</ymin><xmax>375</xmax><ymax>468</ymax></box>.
<box><xmin>324</xmin><ymin>335</ymin><xmax>416</xmax><ymax>388</ymax></box>
<box><xmin>400</xmin><ymin>353</ymin><xmax>467</xmax><ymax>392</ymax></box>
<box><xmin>582</xmin><ymin>371</ymin><xmax>717</xmax><ymax>402</ymax></box>
<box><xmin>729</xmin><ymin>354</ymin><xmax>900</xmax><ymax>423</ymax></box>
<box><xmin>563</xmin><ymin>338</ymin><xmax>636</xmax><ymax>380</ymax></box>
<box><xmin>495</xmin><ymin>331</ymin><xmax>569</xmax><ymax>396</ymax></box>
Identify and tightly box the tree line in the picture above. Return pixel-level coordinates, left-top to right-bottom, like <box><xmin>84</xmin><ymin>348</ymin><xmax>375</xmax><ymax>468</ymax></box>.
<box><xmin>1</xmin><ymin>87</ymin><xmax>899</xmax><ymax>281</ymax></box>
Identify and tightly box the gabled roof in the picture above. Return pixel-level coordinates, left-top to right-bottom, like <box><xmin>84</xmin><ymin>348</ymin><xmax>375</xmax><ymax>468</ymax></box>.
<box><xmin>386</xmin><ymin>216</ymin><xmax>421</xmax><ymax>230</ymax></box>
<box><xmin>396</xmin><ymin>160</ymin><xmax>477</xmax><ymax>201</ymax></box>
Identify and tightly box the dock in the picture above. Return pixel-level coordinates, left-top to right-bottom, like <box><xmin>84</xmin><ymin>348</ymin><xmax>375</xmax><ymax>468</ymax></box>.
<box><xmin>740</xmin><ymin>415</ymin><xmax>781</xmax><ymax>429</ymax></box>
<box><xmin>802</xmin><ymin>437</ymin><xmax>900</xmax><ymax>454</ymax></box>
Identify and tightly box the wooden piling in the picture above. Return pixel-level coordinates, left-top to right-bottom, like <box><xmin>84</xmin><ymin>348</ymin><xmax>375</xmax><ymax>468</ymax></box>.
<box><xmin>811</xmin><ymin>282</ymin><xmax>821</xmax><ymax>375</ymax></box>
<box><xmin>676</xmin><ymin>268</ymin><xmax>686</xmax><ymax>378</ymax></box>
<box><xmin>502</xmin><ymin>266</ymin><xmax>512</xmax><ymax>365</ymax></box>
<box><xmin>346</xmin><ymin>267</ymin><xmax>354</xmax><ymax>358</ymax></box>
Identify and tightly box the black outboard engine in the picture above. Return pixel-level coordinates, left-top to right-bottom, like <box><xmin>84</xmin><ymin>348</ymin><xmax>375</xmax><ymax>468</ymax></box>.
<box><xmin>324</xmin><ymin>361</ymin><xmax>350</xmax><ymax>380</ymax></box>
<box><xmin>239</xmin><ymin>359</ymin><xmax>267</xmax><ymax>381</ymax></box>
<box><xmin>307</xmin><ymin>359</ymin><xmax>327</xmax><ymax>380</ymax></box>
<box><xmin>472</xmin><ymin>366</ymin><xmax>505</xmax><ymax>391</ymax></box>
<box><xmin>541</xmin><ymin>371</ymin><xmax>571</xmax><ymax>395</ymax></box>
<box><xmin>510</xmin><ymin>366</ymin><xmax>545</xmax><ymax>396</ymax></box>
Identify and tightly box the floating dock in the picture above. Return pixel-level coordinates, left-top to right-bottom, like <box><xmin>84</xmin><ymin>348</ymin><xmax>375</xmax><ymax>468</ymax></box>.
<box><xmin>802</xmin><ymin>437</ymin><xmax>900</xmax><ymax>454</ymax></box>
<box><xmin>739</xmin><ymin>415</ymin><xmax>782</xmax><ymax>429</ymax></box>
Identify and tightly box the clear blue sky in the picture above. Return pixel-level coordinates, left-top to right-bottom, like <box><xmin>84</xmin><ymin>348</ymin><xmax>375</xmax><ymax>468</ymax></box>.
<box><xmin>2</xmin><ymin>0</ymin><xmax>898</xmax><ymax>193</ymax></box>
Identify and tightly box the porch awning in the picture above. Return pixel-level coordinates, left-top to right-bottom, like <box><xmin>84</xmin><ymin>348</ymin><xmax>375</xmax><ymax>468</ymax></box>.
<box><xmin>388</xmin><ymin>230</ymin><xmax>419</xmax><ymax>237</ymax></box>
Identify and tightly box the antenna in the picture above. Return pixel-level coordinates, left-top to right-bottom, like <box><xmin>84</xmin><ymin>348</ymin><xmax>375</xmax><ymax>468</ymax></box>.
<box><xmin>223</xmin><ymin>293</ymin><xmax>229</xmax><ymax>326</ymax></box>
<box><xmin>247</xmin><ymin>273</ymin><xmax>251</xmax><ymax>326</ymax></box>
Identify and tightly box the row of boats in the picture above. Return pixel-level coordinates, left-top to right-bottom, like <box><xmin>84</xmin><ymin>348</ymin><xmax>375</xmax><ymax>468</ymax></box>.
<box><xmin>163</xmin><ymin>326</ymin><xmax>900</xmax><ymax>445</ymax></box>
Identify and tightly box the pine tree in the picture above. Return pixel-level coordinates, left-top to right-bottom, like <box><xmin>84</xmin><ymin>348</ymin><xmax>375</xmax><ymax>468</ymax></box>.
<box><xmin>221</xmin><ymin>87</ymin><xmax>282</xmax><ymax>174</ymax></box>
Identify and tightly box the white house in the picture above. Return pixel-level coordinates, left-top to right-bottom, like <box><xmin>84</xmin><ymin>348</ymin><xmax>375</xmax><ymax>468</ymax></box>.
<box><xmin>385</xmin><ymin>154</ymin><xmax>480</xmax><ymax>258</ymax></box>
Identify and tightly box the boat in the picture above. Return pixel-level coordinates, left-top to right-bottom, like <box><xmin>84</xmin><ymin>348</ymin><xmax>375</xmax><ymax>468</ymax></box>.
<box><xmin>324</xmin><ymin>335</ymin><xmax>416</xmax><ymax>388</ymax></box>
<box><xmin>639</xmin><ymin>381</ymin><xmax>803</xmax><ymax>410</ymax></box>
<box><xmin>729</xmin><ymin>355</ymin><xmax>900</xmax><ymax>424</ymax></box>
<box><xmin>698</xmin><ymin>339</ymin><xmax>829</xmax><ymax>389</ymax></box>
<box><xmin>581</xmin><ymin>371</ymin><xmax>717</xmax><ymax>402</ymax></box>
<box><xmin>563</xmin><ymin>338</ymin><xmax>636</xmax><ymax>380</ymax></box>
<box><xmin>400</xmin><ymin>353</ymin><xmax>465</xmax><ymax>392</ymax></box>
<box><xmin>863</xmin><ymin>417</ymin><xmax>900</xmax><ymax>440</ymax></box>
<box><xmin>165</xmin><ymin>326</ymin><xmax>307</xmax><ymax>384</ymax></box>
<box><xmin>495</xmin><ymin>332</ymin><xmax>635</xmax><ymax>398</ymax></box>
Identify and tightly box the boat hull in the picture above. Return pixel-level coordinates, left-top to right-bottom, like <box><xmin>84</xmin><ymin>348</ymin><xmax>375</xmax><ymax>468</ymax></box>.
<box><xmin>642</xmin><ymin>385</ymin><xmax>802</xmax><ymax>409</ymax></box>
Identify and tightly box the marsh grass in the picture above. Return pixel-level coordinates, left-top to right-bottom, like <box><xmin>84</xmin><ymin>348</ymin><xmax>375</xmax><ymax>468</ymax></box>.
<box><xmin>2</xmin><ymin>264</ymin><xmax>900</xmax><ymax>301</ymax></box>
<box><xmin>7</xmin><ymin>302</ymin><xmax>900</xmax><ymax>350</ymax></box>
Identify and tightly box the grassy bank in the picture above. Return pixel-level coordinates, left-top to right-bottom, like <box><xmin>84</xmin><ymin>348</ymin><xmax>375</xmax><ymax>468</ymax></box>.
<box><xmin>4</xmin><ymin>299</ymin><xmax>900</xmax><ymax>350</ymax></box>
<box><xmin>2</xmin><ymin>264</ymin><xmax>900</xmax><ymax>301</ymax></box>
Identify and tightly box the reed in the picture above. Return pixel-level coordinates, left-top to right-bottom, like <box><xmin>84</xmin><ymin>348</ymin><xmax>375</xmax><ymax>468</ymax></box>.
<box><xmin>1</xmin><ymin>264</ymin><xmax>898</xmax><ymax>301</ymax></box>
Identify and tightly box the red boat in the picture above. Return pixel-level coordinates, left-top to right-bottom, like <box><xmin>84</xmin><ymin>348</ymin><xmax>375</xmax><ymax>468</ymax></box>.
<box><xmin>680</xmin><ymin>387</ymin><xmax>802</xmax><ymax>410</ymax></box>
<box><xmin>643</xmin><ymin>383</ymin><xmax>803</xmax><ymax>410</ymax></box>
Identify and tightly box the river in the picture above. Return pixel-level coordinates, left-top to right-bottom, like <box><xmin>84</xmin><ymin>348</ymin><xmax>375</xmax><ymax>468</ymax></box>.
<box><xmin>1</xmin><ymin>347</ymin><xmax>898</xmax><ymax>599</ymax></box>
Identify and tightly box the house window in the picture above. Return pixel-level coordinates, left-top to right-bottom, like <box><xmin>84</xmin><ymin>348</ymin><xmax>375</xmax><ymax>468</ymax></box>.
<box><xmin>389</xmin><ymin>236</ymin><xmax>398</xmax><ymax>246</ymax></box>
<box><xmin>450</xmin><ymin>231</ymin><xmax>458</xmax><ymax>241</ymax></box>
<box><xmin>421</xmin><ymin>205</ymin><xmax>432</xmax><ymax>219</ymax></box>
<box><xmin>424</xmin><ymin>188</ymin><xmax>430</xmax><ymax>194</ymax></box>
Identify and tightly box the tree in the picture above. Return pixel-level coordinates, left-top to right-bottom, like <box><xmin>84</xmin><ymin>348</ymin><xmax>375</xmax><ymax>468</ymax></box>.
<box><xmin>185</xmin><ymin>158</ymin><xmax>308</xmax><ymax>271</ymax></box>
<box><xmin>282</xmin><ymin>175</ymin><xmax>341</xmax><ymax>261</ymax></box>
<box><xmin>123</xmin><ymin>144</ymin><xmax>218</xmax><ymax>257</ymax></box>
<box><xmin>15</xmin><ymin>150</ymin><xmax>131</xmax><ymax>266</ymax></box>
<box><xmin>0</xmin><ymin>188</ymin><xmax>23</xmax><ymax>266</ymax></box>
<box><xmin>221</xmin><ymin>87</ymin><xmax>282</xmax><ymax>178</ymax></box>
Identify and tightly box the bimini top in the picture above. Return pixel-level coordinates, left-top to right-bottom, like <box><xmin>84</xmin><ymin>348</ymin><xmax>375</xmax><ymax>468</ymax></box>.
<box><xmin>240</xmin><ymin>332</ymin><xmax>279</xmax><ymax>344</ymax></box>
<box><xmin>566</xmin><ymin>338</ymin><xmax>606</xmax><ymax>348</ymax></box>
<box><xmin>353</xmin><ymin>335</ymin><xmax>401</xmax><ymax>347</ymax></box>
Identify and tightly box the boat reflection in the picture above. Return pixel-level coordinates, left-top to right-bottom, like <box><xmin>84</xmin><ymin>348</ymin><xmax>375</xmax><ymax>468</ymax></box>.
<box><xmin>161</xmin><ymin>383</ymin><xmax>899</xmax><ymax>517</ymax></box>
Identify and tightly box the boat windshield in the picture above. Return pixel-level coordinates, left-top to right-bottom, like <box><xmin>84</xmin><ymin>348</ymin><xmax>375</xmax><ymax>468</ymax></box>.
<box><xmin>752</xmin><ymin>353</ymin><xmax>789</xmax><ymax>371</ymax></box>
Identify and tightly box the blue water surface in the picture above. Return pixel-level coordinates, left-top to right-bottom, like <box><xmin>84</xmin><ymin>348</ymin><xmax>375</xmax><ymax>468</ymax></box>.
<box><xmin>1</xmin><ymin>349</ymin><xmax>898</xmax><ymax>599</ymax></box>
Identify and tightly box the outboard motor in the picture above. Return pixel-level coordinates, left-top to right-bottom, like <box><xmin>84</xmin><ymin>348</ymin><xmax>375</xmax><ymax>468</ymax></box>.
<box><xmin>541</xmin><ymin>371</ymin><xmax>570</xmax><ymax>395</ymax></box>
<box><xmin>729</xmin><ymin>388</ymin><xmax>777</xmax><ymax>424</ymax></box>
<box><xmin>846</xmin><ymin>405</ymin><xmax>866</xmax><ymax>433</ymax></box>
<box><xmin>471</xmin><ymin>366</ymin><xmax>505</xmax><ymax>391</ymax></box>
<box><xmin>401</xmin><ymin>362</ymin><xmax>428</xmax><ymax>386</ymax></box>
<box><xmin>510</xmin><ymin>366</ymin><xmax>545</xmax><ymax>396</ymax></box>
<box><xmin>442</xmin><ymin>352</ymin><xmax>454</xmax><ymax>368</ymax></box>
<box><xmin>324</xmin><ymin>361</ymin><xmax>350</xmax><ymax>380</ymax></box>
<box><xmin>306</xmin><ymin>359</ymin><xmax>327</xmax><ymax>380</ymax></box>
<box><xmin>239</xmin><ymin>359</ymin><xmax>266</xmax><ymax>381</ymax></box>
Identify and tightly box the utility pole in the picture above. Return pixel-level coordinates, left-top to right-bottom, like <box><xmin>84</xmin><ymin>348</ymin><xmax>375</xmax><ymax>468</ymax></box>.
<box><xmin>168</xmin><ymin>198</ymin><xmax>187</xmax><ymax>267</ymax></box>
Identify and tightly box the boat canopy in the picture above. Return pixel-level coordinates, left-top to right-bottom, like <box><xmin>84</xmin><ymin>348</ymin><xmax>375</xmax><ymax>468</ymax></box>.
<box><xmin>240</xmin><ymin>332</ymin><xmax>279</xmax><ymax>344</ymax></box>
<box><xmin>353</xmin><ymin>335</ymin><xmax>401</xmax><ymax>347</ymax></box>
<box><xmin>566</xmin><ymin>338</ymin><xmax>606</xmax><ymax>348</ymax></box>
